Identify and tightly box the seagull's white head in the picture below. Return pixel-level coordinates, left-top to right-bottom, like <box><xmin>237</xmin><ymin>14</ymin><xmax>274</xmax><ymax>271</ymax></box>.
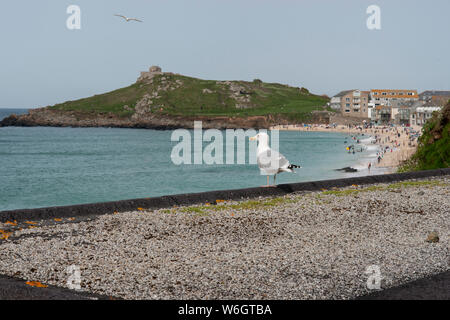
<box><xmin>250</xmin><ymin>132</ymin><xmax>269</xmax><ymax>147</ymax></box>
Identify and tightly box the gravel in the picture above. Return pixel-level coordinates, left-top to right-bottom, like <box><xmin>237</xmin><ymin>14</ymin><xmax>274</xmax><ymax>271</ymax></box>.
<box><xmin>0</xmin><ymin>177</ymin><xmax>448</xmax><ymax>299</ymax></box>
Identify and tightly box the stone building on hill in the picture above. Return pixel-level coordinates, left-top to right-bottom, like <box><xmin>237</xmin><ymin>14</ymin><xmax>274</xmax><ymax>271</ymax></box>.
<box><xmin>138</xmin><ymin>66</ymin><xmax>163</xmax><ymax>82</ymax></box>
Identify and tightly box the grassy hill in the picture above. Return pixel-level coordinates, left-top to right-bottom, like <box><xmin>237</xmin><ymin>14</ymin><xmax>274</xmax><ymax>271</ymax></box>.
<box><xmin>50</xmin><ymin>72</ymin><xmax>330</xmax><ymax>122</ymax></box>
<box><xmin>399</xmin><ymin>100</ymin><xmax>450</xmax><ymax>171</ymax></box>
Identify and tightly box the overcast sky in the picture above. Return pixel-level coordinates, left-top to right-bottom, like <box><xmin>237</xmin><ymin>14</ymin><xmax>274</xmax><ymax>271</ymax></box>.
<box><xmin>1</xmin><ymin>0</ymin><xmax>449</xmax><ymax>108</ymax></box>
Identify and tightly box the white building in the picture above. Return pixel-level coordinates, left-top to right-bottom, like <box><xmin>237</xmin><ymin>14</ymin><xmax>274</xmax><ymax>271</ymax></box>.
<box><xmin>410</xmin><ymin>106</ymin><xmax>442</xmax><ymax>126</ymax></box>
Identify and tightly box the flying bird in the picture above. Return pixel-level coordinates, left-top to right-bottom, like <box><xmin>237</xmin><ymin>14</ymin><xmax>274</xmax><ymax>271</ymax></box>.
<box><xmin>250</xmin><ymin>132</ymin><xmax>301</xmax><ymax>187</ymax></box>
<box><xmin>114</xmin><ymin>14</ymin><xmax>143</xmax><ymax>22</ymax></box>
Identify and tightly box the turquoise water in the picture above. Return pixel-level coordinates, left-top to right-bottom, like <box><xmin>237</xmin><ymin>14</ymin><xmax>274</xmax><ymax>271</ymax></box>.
<box><xmin>0</xmin><ymin>109</ymin><xmax>381</xmax><ymax>211</ymax></box>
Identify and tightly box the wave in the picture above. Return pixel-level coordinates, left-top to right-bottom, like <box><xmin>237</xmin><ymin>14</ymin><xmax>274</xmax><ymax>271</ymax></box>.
<box><xmin>364</xmin><ymin>145</ymin><xmax>380</xmax><ymax>151</ymax></box>
<box><xmin>359</xmin><ymin>137</ymin><xmax>376</xmax><ymax>144</ymax></box>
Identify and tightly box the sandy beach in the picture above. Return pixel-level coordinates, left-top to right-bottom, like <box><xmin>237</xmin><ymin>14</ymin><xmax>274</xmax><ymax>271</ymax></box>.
<box><xmin>271</xmin><ymin>123</ymin><xmax>422</xmax><ymax>172</ymax></box>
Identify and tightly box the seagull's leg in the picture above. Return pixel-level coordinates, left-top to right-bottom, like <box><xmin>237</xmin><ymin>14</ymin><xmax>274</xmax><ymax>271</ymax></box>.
<box><xmin>260</xmin><ymin>176</ymin><xmax>268</xmax><ymax>188</ymax></box>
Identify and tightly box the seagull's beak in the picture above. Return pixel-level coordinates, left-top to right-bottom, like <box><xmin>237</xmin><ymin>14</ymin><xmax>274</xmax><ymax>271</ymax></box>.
<box><xmin>249</xmin><ymin>136</ymin><xmax>257</xmax><ymax>141</ymax></box>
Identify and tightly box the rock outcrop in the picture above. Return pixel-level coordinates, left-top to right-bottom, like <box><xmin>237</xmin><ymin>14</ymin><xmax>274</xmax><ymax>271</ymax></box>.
<box><xmin>216</xmin><ymin>81</ymin><xmax>252</xmax><ymax>109</ymax></box>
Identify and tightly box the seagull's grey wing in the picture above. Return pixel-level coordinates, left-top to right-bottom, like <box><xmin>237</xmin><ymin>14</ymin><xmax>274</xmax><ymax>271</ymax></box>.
<box><xmin>257</xmin><ymin>149</ymin><xmax>289</xmax><ymax>170</ymax></box>
<box><xmin>129</xmin><ymin>18</ymin><xmax>143</xmax><ymax>22</ymax></box>
<box><xmin>114</xmin><ymin>14</ymin><xmax>127</xmax><ymax>19</ymax></box>
<box><xmin>270</xmin><ymin>149</ymin><xmax>290</xmax><ymax>169</ymax></box>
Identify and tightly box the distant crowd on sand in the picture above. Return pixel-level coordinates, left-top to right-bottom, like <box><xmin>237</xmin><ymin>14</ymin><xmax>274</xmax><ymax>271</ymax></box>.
<box><xmin>270</xmin><ymin>122</ymin><xmax>422</xmax><ymax>171</ymax></box>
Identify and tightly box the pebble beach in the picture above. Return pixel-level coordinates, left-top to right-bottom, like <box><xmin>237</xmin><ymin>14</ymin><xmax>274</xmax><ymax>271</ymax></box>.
<box><xmin>0</xmin><ymin>176</ymin><xmax>448</xmax><ymax>299</ymax></box>
<box><xmin>0</xmin><ymin>176</ymin><xmax>450</xmax><ymax>299</ymax></box>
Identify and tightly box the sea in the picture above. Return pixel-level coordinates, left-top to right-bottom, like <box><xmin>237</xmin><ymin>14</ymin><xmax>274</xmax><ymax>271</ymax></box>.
<box><xmin>0</xmin><ymin>108</ymin><xmax>383</xmax><ymax>211</ymax></box>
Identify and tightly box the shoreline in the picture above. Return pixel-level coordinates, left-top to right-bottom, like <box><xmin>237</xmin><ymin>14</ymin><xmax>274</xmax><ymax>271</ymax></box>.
<box><xmin>1</xmin><ymin>167</ymin><xmax>449</xmax><ymax>221</ymax></box>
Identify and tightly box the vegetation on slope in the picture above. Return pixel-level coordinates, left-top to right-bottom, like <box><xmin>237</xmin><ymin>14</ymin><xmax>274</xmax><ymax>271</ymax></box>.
<box><xmin>50</xmin><ymin>73</ymin><xmax>330</xmax><ymax>121</ymax></box>
<box><xmin>399</xmin><ymin>100</ymin><xmax>450</xmax><ymax>171</ymax></box>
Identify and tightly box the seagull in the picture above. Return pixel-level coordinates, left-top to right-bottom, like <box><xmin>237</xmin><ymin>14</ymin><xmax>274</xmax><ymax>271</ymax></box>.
<box><xmin>114</xmin><ymin>14</ymin><xmax>143</xmax><ymax>23</ymax></box>
<box><xmin>250</xmin><ymin>132</ymin><xmax>301</xmax><ymax>187</ymax></box>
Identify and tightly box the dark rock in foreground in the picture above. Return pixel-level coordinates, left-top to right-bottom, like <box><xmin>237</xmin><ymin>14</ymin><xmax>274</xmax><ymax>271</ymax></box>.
<box><xmin>335</xmin><ymin>167</ymin><xmax>358</xmax><ymax>172</ymax></box>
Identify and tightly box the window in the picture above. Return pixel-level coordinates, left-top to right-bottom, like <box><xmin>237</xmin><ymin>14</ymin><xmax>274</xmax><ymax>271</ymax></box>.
<box><xmin>373</xmin><ymin>92</ymin><xmax>378</xmax><ymax>95</ymax></box>
<box><xmin>408</xmin><ymin>92</ymin><xmax>413</xmax><ymax>96</ymax></box>
<box><xmin>382</xmin><ymin>92</ymin><xmax>387</xmax><ymax>96</ymax></box>
<box><xmin>391</xmin><ymin>92</ymin><xmax>395</xmax><ymax>96</ymax></box>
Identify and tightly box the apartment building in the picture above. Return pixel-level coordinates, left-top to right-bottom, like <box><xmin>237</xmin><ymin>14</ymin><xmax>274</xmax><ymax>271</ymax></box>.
<box><xmin>331</xmin><ymin>90</ymin><xmax>370</xmax><ymax>118</ymax></box>
<box><xmin>370</xmin><ymin>89</ymin><xmax>419</xmax><ymax>107</ymax></box>
<box><xmin>329</xmin><ymin>90</ymin><xmax>351</xmax><ymax>110</ymax></box>
<box><xmin>410</xmin><ymin>104</ymin><xmax>443</xmax><ymax>126</ymax></box>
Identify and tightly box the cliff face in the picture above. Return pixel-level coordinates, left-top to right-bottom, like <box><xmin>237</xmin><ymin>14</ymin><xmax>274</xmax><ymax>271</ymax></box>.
<box><xmin>400</xmin><ymin>100</ymin><xmax>450</xmax><ymax>171</ymax></box>
<box><xmin>0</xmin><ymin>67</ymin><xmax>331</xmax><ymax>129</ymax></box>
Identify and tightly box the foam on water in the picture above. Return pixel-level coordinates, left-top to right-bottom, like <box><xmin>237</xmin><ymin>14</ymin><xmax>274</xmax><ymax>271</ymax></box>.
<box><xmin>364</xmin><ymin>145</ymin><xmax>380</xmax><ymax>151</ymax></box>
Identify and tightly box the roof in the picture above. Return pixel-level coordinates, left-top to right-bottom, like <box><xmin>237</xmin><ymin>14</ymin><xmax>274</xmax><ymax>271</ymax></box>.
<box><xmin>333</xmin><ymin>90</ymin><xmax>354</xmax><ymax>98</ymax></box>
<box><xmin>390</xmin><ymin>100</ymin><xmax>421</xmax><ymax>108</ymax></box>
<box><xmin>416</xmin><ymin>106</ymin><xmax>442</xmax><ymax>113</ymax></box>
<box><xmin>420</xmin><ymin>90</ymin><xmax>450</xmax><ymax>97</ymax></box>
<box><xmin>332</xmin><ymin>89</ymin><xmax>370</xmax><ymax>98</ymax></box>
<box><xmin>423</xmin><ymin>101</ymin><xmax>445</xmax><ymax>108</ymax></box>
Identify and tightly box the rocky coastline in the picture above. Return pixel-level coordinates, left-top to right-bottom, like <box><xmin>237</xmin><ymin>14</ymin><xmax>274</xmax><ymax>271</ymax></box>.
<box><xmin>0</xmin><ymin>108</ymin><xmax>271</xmax><ymax>130</ymax></box>
<box><xmin>0</xmin><ymin>108</ymin><xmax>333</xmax><ymax>130</ymax></box>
